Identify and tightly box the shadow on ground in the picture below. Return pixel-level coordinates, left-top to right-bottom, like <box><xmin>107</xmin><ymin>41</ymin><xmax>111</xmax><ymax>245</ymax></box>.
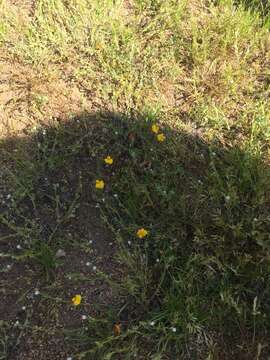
<box><xmin>1</xmin><ymin>111</ymin><xmax>270</xmax><ymax>359</ymax></box>
<box><xmin>236</xmin><ymin>0</ymin><xmax>270</xmax><ymax>23</ymax></box>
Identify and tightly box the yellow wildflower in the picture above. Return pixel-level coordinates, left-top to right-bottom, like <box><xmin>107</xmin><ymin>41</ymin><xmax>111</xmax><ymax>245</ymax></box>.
<box><xmin>151</xmin><ymin>124</ymin><xmax>159</xmax><ymax>134</ymax></box>
<box><xmin>96</xmin><ymin>42</ymin><xmax>102</xmax><ymax>50</ymax></box>
<box><xmin>72</xmin><ymin>294</ymin><xmax>82</xmax><ymax>306</ymax></box>
<box><xmin>104</xmin><ymin>156</ymin><xmax>113</xmax><ymax>165</ymax></box>
<box><xmin>95</xmin><ymin>179</ymin><xmax>105</xmax><ymax>189</ymax></box>
<box><xmin>113</xmin><ymin>323</ymin><xmax>121</xmax><ymax>336</ymax></box>
<box><xmin>157</xmin><ymin>133</ymin><xmax>165</xmax><ymax>142</ymax></box>
<box><xmin>137</xmin><ymin>228</ymin><xmax>149</xmax><ymax>239</ymax></box>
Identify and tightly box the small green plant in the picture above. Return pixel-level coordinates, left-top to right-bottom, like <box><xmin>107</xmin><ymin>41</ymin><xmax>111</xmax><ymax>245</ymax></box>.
<box><xmin>34</xmin><ymin>242</ymin><xmax>56</xmax><ymax>279</ymax></box>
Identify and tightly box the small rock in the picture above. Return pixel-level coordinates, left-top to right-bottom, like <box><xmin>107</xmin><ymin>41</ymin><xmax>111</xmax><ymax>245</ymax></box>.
<box><xmin>56</xmin><ymin>249</ymin><xmax>66</xmax><ymax>258</ymax></box>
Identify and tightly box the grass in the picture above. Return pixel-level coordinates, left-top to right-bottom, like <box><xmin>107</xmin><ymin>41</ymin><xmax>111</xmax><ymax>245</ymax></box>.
<box><xmin>75</xmin><ymin>113</ymin><xmax>270</xmax><ymax>358</ymax></box>
<box><xmin>237</xmin><ymin>0</ymin><xmax>270</xmax><ymax>25</ymax></box>
<box><xmin>0</xmin><ymin>0</ymin><xmax>270</xmax><ymax>359</ymax></box>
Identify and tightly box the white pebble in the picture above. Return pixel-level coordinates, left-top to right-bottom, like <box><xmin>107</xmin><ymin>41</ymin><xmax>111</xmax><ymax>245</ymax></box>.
<box><xmin>150</xmin><ymin>321</ymin><xmax>155</xmax><ymax>326</ymax></box>
<box><xmin>56</xmin><ymin>249</ymin><xmax>66</xmax><ymax>258</ymax></box>
<box><xmin>86</xmin><ymin>262</ymin><xmax>90</xmax><ymax>266</ymax></box>
<box><xmin>93</xmin><ymin>266</ymin><xmax>97</xmax><ymax>271</ymax></box>
<box><xmin>34</xmin><ymin>289</ymin><xmax>40</xmax><ymax>296</ymax></box>
<box><xmin>171</xmin><ymin>327</ymin><xmax>177</xmax><ymax>333</ymax></box>
<box><xmin>16</xmin><ymin>244</ymin><xmax>22</xmax><ymax>250</ymax></box>
<box><xmin>22</xmin><ymin>306</ymin><xmax>26</xmax><ymax>311</ymax></box>
<box><xmin>81</xmin><ymin>315</ymin><xmax>87</xmax><ymax>320</ymax></box>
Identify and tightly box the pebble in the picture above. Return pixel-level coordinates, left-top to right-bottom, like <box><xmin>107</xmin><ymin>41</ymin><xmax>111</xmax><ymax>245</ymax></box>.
<box><xmin>56</xmin><ymin>249</ymin><xmax>66</xmax><ymax>258</ymax></box>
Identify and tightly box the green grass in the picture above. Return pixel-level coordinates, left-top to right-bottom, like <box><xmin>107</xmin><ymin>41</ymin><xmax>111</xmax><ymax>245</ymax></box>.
<box><xmin>237</xmin><ymin>0</ymin><xmax>270</xmax><ymax>25</ymax></box>
<box><xmin>1</xmin><ymin>0</ymin><xmax>268</xmax><ymax>114</ymax></box>
<box><xmin>1</xmin><ymin>112</ymin><xmax>270</xmax><ymax>358</ymax></box>
<box><xmin>0</xmin><ymin>0</ymin><xmax>270</xmax><ymax>358</ymax></box>
<box><xmin>84</xmin><ymin>113</ymin><xmax>270</xmax><ymax>358</ymax></box>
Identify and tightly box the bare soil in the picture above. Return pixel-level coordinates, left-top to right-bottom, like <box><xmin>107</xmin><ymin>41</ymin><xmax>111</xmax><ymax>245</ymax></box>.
<box><xmin>0</xmin><ymin>55</ymin><xmax>120</xmax><ymax>359</ymax></box>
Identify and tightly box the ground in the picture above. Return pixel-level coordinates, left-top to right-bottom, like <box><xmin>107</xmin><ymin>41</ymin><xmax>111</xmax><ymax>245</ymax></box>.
<box><xmin>0</xmin><ymin>0</ymin><xmax>270</xmax><ymax>359</ymax></box>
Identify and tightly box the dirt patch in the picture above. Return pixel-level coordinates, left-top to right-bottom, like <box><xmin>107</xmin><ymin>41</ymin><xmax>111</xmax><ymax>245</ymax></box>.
<box><xmin>0</xmin><ymin>57</ymin><xmax>92</xmax><ymax>137</ymax></box>
<box><xmin>1</xmin><ymin>211</ymin><xmax>120</xmax><ymax>359</ymax></box>
<box><xmin>0</xmin><ymin>117</ymin><xmax>122</xmax><ymax>359</ymax></box>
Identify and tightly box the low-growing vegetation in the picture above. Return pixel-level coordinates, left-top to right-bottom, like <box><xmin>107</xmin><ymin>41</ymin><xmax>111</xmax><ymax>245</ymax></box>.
<box><xmin>0</xmin><ymin>0</ymin><xmax>270</xmax><ymax>359</ymax></box>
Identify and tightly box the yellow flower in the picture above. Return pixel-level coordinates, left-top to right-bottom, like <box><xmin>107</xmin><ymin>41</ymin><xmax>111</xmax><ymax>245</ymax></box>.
<box><xmin>72</xmin><ymin>294</ymin><xmax>82</xmax><ymax>306</ymax></box>
<box><xmin>137</xmin><ymin>228</ymin><xmax>149</xmax><ymax>239</ymax></box>
<box><xmin>104</xmin><ymin>156</ymin><xmax>113</xmax><ymax>165</ymax></box>
<box><xmin>157</xmin><ymin>133</ymin><xmax>165</xmax><ymax>142</ymax></box>
<box><xmin>151</xmin><ymin>124</ymin><xmax>159</xmax><ymax>134</ymax></box>
<box><xmin>95</xmin><ymin>179</ymin><xmax>105</xmax><ymax>189</ymax></box>
<box><xmin>96</xmin><ymin>42</ymin><xmax>102</xmax><ymax>50</ymax></box>
<box><xmin>113</xmin><ymin>323</ymin><xmax>121</xmax><ymax>336</ymax></box>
